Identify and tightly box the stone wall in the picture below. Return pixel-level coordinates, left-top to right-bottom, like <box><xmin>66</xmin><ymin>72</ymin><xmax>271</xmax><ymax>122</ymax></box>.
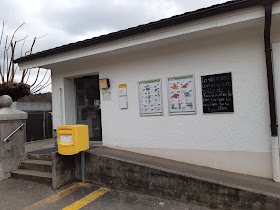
<box><xmin>0</xmin><ymin>95</ymin><xmax>27</xmax><ymax>181</ymax></box>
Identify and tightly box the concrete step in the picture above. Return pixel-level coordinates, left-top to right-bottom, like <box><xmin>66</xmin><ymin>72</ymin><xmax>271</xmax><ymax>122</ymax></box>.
<box><xmin>11</xmin><ymin>169</ymin><xmax>52</xmax><ymax>185</ymax></box>
<box><xmin>28</xmin><ymin>153</ymin><xmax>52</xmax><ymax>161</ymax></box>
<box><xmin>20</xmin><ymin>159</ymin><xmax>52</xmax><ymax>173</ymax></box>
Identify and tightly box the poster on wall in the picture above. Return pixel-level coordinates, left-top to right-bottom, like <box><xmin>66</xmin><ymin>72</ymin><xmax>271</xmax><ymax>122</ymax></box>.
<box><xmin>102</xmin><ymin>91</ymin><xmax>111</xmax><ymax>101</ymax></box>
<box><xmin>138</xmin><ymin>79</ymin><xmax>163</xmax><ymax>116</ymax></box>
<box><xmin>201</xmin><ymin>72</ymin><xmax>234</xmax><ymax>113</ymax></box>
<box><xmin>119</xmin><ymin>84</ymin><xmax>128</xmax><ymax>109</ymax></box>
<box><xmin>167</xmin><ymin>75</ymin><xmax>196</xmax><ymax>115</ymax></box>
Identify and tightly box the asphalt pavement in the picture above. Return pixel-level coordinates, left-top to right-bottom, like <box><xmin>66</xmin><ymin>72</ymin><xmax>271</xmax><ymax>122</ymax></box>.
<box><xmin>0</xmin><ymin>178</ymin><xmax>209</xmax><ymax>210</ymax></box>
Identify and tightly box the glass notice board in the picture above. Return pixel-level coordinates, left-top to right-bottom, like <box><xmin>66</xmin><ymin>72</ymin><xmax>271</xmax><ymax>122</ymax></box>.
<box><xmin>138</xmin><ymin>79</ymin><xmax>163</xmax><ymax>116</ymax></box>
<box><xmin>167</xmin><ymin>75</ymin><xmax>196</xmax><ymax>115</ymax></box>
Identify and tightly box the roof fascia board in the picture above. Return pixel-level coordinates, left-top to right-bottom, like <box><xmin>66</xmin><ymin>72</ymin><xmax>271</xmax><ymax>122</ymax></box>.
<box><xmin>18</xmin><ymin>5</ymin><xmax>272</xmax><ymax>70</ymax></box>
<box><xmin>273</xmin><ymin>1</ymin><xmax>280</xmax><ymax>13</ymax></box>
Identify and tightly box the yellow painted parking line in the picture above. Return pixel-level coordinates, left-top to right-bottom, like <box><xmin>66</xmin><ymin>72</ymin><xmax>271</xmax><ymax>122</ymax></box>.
<box><xmin>62</xmin><ymin>187</ymin><xmax>111</xmax><ymax>210</ymax></box>
<box><xmin>23</xmin><ymin>182</ymin><xmax>88</xmax><ymax>210</ymax></box>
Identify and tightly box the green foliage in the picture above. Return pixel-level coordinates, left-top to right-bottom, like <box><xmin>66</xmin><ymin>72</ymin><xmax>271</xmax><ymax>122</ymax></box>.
<box><xmin>209</xmin><ymin>203</ymin><xmax>218</xmax><ymax>209</ymax></box>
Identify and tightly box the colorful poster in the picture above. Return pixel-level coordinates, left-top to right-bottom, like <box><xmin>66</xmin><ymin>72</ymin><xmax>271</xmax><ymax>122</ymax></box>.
<box><xmin>168</xmin><ymin>75</ymin><xmax>196</xmax><ymax>115</ymax></box>
<box><xmin>138</xmin><ymin>79</ymin><xmax>163</xmax><ymax>116</ymax></box>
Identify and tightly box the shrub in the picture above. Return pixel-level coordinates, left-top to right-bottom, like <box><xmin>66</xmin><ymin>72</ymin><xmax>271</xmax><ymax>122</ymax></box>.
<box><xmin>0</xmin><ymin>82</ymin><xmax>31</xmax><ymax>101</ymax></box>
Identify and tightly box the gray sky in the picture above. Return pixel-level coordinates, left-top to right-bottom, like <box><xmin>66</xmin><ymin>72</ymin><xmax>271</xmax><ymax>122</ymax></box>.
<box><xmin>0</xmin><ymin>0</ymin><xmax>227</xmax><ymax>92</ymax></box>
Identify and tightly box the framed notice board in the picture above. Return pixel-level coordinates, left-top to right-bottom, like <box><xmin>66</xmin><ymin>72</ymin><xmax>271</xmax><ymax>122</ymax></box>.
<box><xmin>167</xmin><ymin>75</ymin><xmax>196</xmax><ymax>115</ymax></box>
<box><xmin>201</xmin><ymin>72</ymin><xmax>234</xmax><ymax>113</ymax></box>
<box><xmin>138</xmin><ymin>79</ymin><xmax>163</xmax><ymax>116</ymax></box>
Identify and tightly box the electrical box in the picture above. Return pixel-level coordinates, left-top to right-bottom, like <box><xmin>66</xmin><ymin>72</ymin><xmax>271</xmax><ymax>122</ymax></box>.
<box><xmin>57</xmin><ymin>125</ymin><xmax>89</xmax><ymax>155</ymax></box>
<box><xmin>99</xmin><ymin>78</ymin><xmax>110</xmax><ymax>89</ymax></box>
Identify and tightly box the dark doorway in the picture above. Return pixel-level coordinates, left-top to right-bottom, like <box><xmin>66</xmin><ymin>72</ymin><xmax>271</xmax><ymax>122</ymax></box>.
<box><xmin>75</xmin><ymin>75</ymin><xmax>102</xmax><ymax>141</ymax></box>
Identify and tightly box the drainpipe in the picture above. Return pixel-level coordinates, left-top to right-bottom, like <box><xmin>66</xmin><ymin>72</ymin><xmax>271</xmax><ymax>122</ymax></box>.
<box><xmin>262</xmin><ymin>0</ymin><xmax>280</xmax><ymax>182</ymax></box>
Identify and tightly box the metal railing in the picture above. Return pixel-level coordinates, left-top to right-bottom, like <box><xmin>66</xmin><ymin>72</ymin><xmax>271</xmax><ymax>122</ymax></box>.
<box><xmin>3</xmin><ymin>124</ymin><xmax>25</xmax><ymax>143</ymax></box>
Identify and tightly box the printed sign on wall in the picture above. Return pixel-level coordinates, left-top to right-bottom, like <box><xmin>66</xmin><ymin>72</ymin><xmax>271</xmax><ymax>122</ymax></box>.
<box><xmin>102</xmin><ymin>92</ymin><xmax>111</xmax><ymax>101</ymax></box>
<box><xmin>201</xmin><ymin>72</ymin><xmax>234</xmax><ymax>113</ymax></box>
<box><xmin>119</xmin><ymin>84</ymin><xmax>128</xmax><ymax>109</ymax></box>
<box><xmin>168</xmin><ymin>75</ymin><xmax>196</xmax><ymax>115</ymax></box>
<box><xmin>138</xmin><ymin>79</ymin><xmax>163</xmax><ymax>116</ymax></box>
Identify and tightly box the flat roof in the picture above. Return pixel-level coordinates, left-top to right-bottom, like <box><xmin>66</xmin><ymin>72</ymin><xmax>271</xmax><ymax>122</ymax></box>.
<box><xmin>14</xmin><ymin>0</ymin><xmax>268</xmax><ymax>64</ymax></box>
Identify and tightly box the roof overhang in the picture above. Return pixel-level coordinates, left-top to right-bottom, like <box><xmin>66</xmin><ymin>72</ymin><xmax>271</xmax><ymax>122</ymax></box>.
<box><xmin>14</xmin><ymin>0</ymin><xmax>280</xmax><ymax>70</ymax></box>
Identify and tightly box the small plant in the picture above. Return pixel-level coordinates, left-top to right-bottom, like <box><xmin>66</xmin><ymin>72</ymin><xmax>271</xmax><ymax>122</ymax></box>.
<box><xmin>0</xmin><ymin>21</ymin><xmax>50</xmax><ymax>100</ymax></box>
<box><xmin>0</xmin><ymin>82</ymin><xmax>30</xmax><ymax>101</ymax></box>
<box><xmin>209</xmin><ymin>203</ymin><xmax>218</xmax><ymax>209</ymax></box>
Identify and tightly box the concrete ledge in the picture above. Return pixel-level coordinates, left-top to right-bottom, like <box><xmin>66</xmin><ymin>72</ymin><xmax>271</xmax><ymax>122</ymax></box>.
<box><xmin>0</xmin><ymin>108</ymin><xmax>27</xmax><ymax>121</ymax></box>
<box><xmin>51</xmin><ymin>152</ymin><xmax>76</xmax><ymax>190</ymax></box>
<box><xmin>76</xmin><ymin>147</ymin><xmax>280</xmax><ymax>209</ymax></box>
<box><xmin>116</xmin><ymin>147</ymin><xmax>273</xmax><ymax>179</ymax></box>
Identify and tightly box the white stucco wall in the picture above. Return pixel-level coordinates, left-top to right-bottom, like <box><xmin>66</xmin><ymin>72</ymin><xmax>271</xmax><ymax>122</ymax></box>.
<box><xmin>99</xmin><ymin>26</ymin><xmax>272</xmax><ymax>153</ymax></box>
<box><xmin>47</xmin><ymin>12</ymin><xmax>280</xmax><ymax>178</ymax></box>
<box><xmin>51</xmin><ymin>20</ymin><xmax>273</xmax><ymax>153</ymax></box>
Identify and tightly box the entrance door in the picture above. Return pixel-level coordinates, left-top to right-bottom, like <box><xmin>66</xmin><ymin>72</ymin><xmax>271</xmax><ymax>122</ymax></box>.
<box><xmin>75</xmin><ymin>76</ymin><xmax>102</xmax><ymax>141</ymax></box>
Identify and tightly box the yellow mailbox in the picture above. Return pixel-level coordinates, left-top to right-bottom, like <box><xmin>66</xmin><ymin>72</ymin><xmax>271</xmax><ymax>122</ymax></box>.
<box><xmin>57</xmin><ymin>125</ymin><xmax>89</xmax><ymax>155</ymax></box>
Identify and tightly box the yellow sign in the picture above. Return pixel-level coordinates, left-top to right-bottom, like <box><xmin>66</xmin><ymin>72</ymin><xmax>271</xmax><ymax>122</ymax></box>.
<box><xmin>119</xmin><ymin>84</ymin><xmax>126</xmax><ymax>88</ymax></box>
<box><xmin>57</xmin><ymin>125</ymin><xmax>89</xmax><ymax>155</ymax></box>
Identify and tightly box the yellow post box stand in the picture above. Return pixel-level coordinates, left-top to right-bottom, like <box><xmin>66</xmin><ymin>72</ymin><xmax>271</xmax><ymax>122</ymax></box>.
<box><xmin>57</xmin><ymin>125</ymin><xmax>89</xmax><ymax>155</ymax></box>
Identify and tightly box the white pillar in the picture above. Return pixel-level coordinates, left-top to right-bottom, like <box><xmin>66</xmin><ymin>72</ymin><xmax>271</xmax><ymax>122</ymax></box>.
<box><xmin>272</xmin><ymin>42</ymin><xmax>280</xmax><ymax>182</ymax></box>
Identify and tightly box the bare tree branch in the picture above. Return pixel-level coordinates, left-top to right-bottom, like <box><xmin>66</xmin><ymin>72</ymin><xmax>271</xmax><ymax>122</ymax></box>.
<box><xmin>2</xmin><ymin>35</ymin><xmax>8</xmax><ymax>82</ymax></box>
<box><xmin>31</xmin><ymin>68</ymin><xmax>48</xmax><ymax>89</ymax></box>
<box><xmin>29</xmin><ymin>36</ymin><xmax>36</xmax><ymax>55</ymax></box>
<box><xmin>15</xmin><ymin>35</ymin><xmax>28</xmax><ymax>43</ymax></box>
<box><xmin>0</xmin><ymin>65</ymin><xmax>2</xmax><ymax>83</ymax></box>
<box><xmin>12</xmin><ymin>65</ymin><xmax>19</xmax><ymax>82</ymax></box>
<box><xmin>36</xmin><ymin>33</ymin><xmax>47</xmax><ymax>39</ymax></box>
<box><xmin>7</xmin><ymin>41</ymin><xmax>16</xmax><ymax>81</ymax></box>
<box><xmin>33</xmin><ymin>84</ymin><xmax>51</xmax><ymax>94</ymax></box>
<box><xmin>10</xmin><ymin>23</ymin><xmax>25</xmax><ymax>45</ymax></box>
<box><xmin>1</xmin><ymin>22</ymin><xmax>50</xmax><ymax>99</ymax></box>
<box><xmin>24</xmin><ymin>69</ymin><xmax>31</xmax><ymax>84</ymax></box>
<box><xmin>0</xmin><ymin>21</ymin><xmax>4</xmax><ymax>47</ymax></box>
<box><xmin>20</xmin><ymin>40</ymin><xmax>26</xmax><ymax>57</ymax></box>
<box><xmin>32</xmin><ymin>82</ymin><xmax>51</xmax><ymax>93</ymax></box>
<box><xmin>30</xmin><ymin>68</ymin><xmax>41</xmax><ymax>87</ymax></box>
<box><xmin>31</xmin><ymin>74</ymin><xmax>51</xmax><ymax>92</ymax></box>
<box><xmin>5</xmin><ymin>40</ymin><xmax>9</xmax><ymax>81</ymax></box>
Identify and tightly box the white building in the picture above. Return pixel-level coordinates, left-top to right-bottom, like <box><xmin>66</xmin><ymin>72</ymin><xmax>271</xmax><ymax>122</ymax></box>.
<box><xmin>15</xmin><ymin>0</ymin><xmax>280</xmax><ymax>181</ymax></box>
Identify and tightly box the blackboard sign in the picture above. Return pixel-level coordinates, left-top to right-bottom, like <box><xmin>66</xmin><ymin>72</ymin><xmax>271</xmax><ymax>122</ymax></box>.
<box><xmin>201</xmin><ymin>72</ymin><xmax>234</xmax><ymax>113</ymax></box>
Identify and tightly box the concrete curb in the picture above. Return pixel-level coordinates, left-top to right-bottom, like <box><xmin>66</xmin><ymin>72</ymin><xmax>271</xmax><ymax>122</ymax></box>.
<box><xmin>50</xmin><ymin>146</ymin><xmax>280</xmax><ymax>209</ymax></box>
<box><xmin>73</xmin><ymin>147</ymin><xmax>280</xmax><ymax>210</ymax></box>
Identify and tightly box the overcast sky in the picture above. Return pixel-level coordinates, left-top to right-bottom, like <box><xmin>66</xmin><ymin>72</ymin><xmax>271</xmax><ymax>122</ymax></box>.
<box><xmin>0</xmin><ymin>0</ymin><xmax>227</xmax><ymax>93</ymax></box>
